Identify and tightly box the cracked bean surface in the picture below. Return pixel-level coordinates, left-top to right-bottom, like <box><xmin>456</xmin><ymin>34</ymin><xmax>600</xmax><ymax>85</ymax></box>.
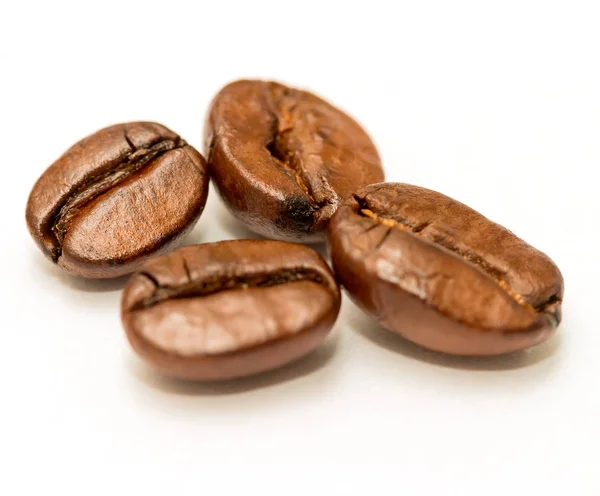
<box><xmin>204</xmin><ymin>80</ymin><xmax>384</xmax><ymax>242</ymax></box>
<box><xmin>26</xmin><ymin>122</ymin><xmax>209</xmax><ymax>278</ymax></box>
<box><xmin>327</xmin><ymin>183</ymin><xmax>564</xmax><ymax>356</ymax></box>
<box><xmin>121</xmin><ymin>240</ymin><xmax>341</xmax><ymax>381</ymax></box>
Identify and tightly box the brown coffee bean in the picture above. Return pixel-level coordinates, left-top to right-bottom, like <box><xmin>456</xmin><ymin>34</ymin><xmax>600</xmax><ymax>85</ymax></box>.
<box><xmin>121</xmin><ymin>240</ymin><xmax>341</xmax><ymax>380</ymax></box>
<box><xmin>327</xmin><ymin>183</ymin><xmax>564</xmax><ymax>356</ymax></box>
<box><xmin>204</xmin><ymin>80</ymin><xmax>384</xmax><ymax>242</ymax></box>
<box><xmin>26</xmin><ymin>122</ymin><xmax>209</xmax><ymax>278</ymax></box>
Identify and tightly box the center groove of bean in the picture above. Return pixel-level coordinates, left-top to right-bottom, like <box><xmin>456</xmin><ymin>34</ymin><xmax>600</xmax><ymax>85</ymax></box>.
<box><xmin>134</xmin><ymin>268</ymin><xmax>327</xmax><ymax>310</ymax></box>
<box><xmin>47</xmin><ymin>135</ymin><xmax>186</xmax><ymax>260</ymax></box>
<box><xmin>355</xmin><ymin>197</ymin><xmax>535</xmax><ymax>311</ymax></box>
<box><xmin>263</xmin><ymin>86</ymin><xmax>334</xmax><ymax>214</ymax></box>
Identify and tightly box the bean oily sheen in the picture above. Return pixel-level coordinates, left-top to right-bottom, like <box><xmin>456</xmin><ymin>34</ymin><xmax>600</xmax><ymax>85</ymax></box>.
<box><xmin>204</xmin><ymin>79</ymin><xmax>384</xmax><ymax>242</ymax></box>
<box><xmin>26</xmin><ymin>122</ymin><xmax>209</xmax><ymax>278</ymax></box>
<box><xmin>121</xmin><ymin>240</ymin><xmax>341</xmax><ymax>380</ymax></box>
<box><xmin>327</xmin><ymin>183</ymin><xmax>564</xmax><ymax>356</ymax></box>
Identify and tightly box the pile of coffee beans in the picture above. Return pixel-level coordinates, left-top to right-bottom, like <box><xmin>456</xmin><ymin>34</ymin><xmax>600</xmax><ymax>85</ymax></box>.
<box><xmin>26</xmin><ymin>79</ymin><xmax>564</xmax><ymax>381</ymax></box>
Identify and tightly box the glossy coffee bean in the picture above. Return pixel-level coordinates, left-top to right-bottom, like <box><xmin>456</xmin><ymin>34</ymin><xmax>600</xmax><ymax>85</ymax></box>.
<box><xmin>328</xmin><ymin>183</ymin><xmax>564</xmax><ymax>356</ymax></box>
<box><xmin>26</xmin><ymin>122</ymin><xmax>209</xmax><ymax>278</ymax></box>
<box><xmin>204</xmin><ymin>80</ymin><xmax>384</xmax><ymax>242</ymax></box>
<box><xmin>121</xmin><ymin>240</ymin><xmax>341</xmax><ymax>380</ymax></box>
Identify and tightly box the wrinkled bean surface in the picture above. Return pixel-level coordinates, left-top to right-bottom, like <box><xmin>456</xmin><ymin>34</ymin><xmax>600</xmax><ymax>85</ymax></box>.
<box><xmin>327</xmin><ymin>183</ymin><xmax>563</xmax><ymax>355</ymax></box>
<box><xmin>204</xmin><ymin>80</ymin><xmax>383</xmax><ymax>242</ymax></box>
<box><xmin>26</xmin><ymin>122</ymin><xmax>209</xmax><ymax>278</ymax></box>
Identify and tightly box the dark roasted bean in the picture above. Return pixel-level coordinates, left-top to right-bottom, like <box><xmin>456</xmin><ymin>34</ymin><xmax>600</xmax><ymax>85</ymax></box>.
<box><xmin>121</xmin><ymin>240</ymin><xmax>341</xmax><ymax>380</ymax></box>
<box><xmin>204</xmin><ymin>80</ymin><xmax>384</xmax><ymax>242</ymax></box>
<box><xmin>26</xmin><ymin>122</ymin><xmax>209</xmax><ymax>278</ymax></box>
<box><xmin>327</xmin><ymin>183</ymin><xmax>564</xmax><ymax>355</ymax></box>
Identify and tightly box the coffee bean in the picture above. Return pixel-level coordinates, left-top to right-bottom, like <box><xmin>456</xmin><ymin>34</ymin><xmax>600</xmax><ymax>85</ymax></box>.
<box><xmin>121</xmin><ymin>240</ymin><xmax>341</xmax><ymax>380</ymax></box>
<box><xmin>204</xmin><ymin>80</ymin><xmax>384</xmax><ymax>242</ymax></box>
<box><xmin>26</xmin><ymin>122</ymin><xmax>209</xmax><ymax>278</ymax></box>
<box><xmin>327</xmin><ymin>183</ymin><xmax>563</xmax><ymax>356</ymax></box>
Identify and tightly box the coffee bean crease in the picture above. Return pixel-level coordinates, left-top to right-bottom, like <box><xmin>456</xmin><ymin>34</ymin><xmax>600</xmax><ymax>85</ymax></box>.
<box><xmin>354</xmin><ymin>194</ymin><xmax>550</xmax><ymax>314</ymax></box>
<box><xmin>134</xmin><ymin>268</ymin><xmax>327</xmax><ymax>311</ymax></box>
<box><xmin>263</xmin><ymin>84</ymin><xmax>339</xmax><ymax>228</ymax></box>
<box><xmin>205</xmin><ymin>80</ymin><xmax>383</xmax><ymax>241</ymax></box>
<box><xmin>48</xmin><ymin>132</ymin><xmax>186</xmax><ymax>260</ymax></box>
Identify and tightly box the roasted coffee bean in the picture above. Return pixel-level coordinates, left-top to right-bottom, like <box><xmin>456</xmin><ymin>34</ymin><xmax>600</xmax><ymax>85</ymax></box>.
<box><xmin>204</xmin><ymin>80</ymin><xmax>384</xmax><ymax>242</ymax></box>
<box><xmin>327</xmin><ymin>183</ymin><xmax>564</xmax><ymax>356</ymax></box>
<box><xmin>26</xmin><ymin>122</ymin><xmax>209</xmax><ymax>278</ymax></box>
<box><xmin>121</xmin><ymin>240</ymin><xmax>341</xmax><ymax>380</ymax></box>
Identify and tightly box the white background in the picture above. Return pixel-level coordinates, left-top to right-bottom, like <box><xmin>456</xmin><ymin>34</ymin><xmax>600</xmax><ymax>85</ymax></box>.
<box><xmin>1</xmin><ymin>1</ymin><xmax>599</xmax><ymax>494</ymax></box>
